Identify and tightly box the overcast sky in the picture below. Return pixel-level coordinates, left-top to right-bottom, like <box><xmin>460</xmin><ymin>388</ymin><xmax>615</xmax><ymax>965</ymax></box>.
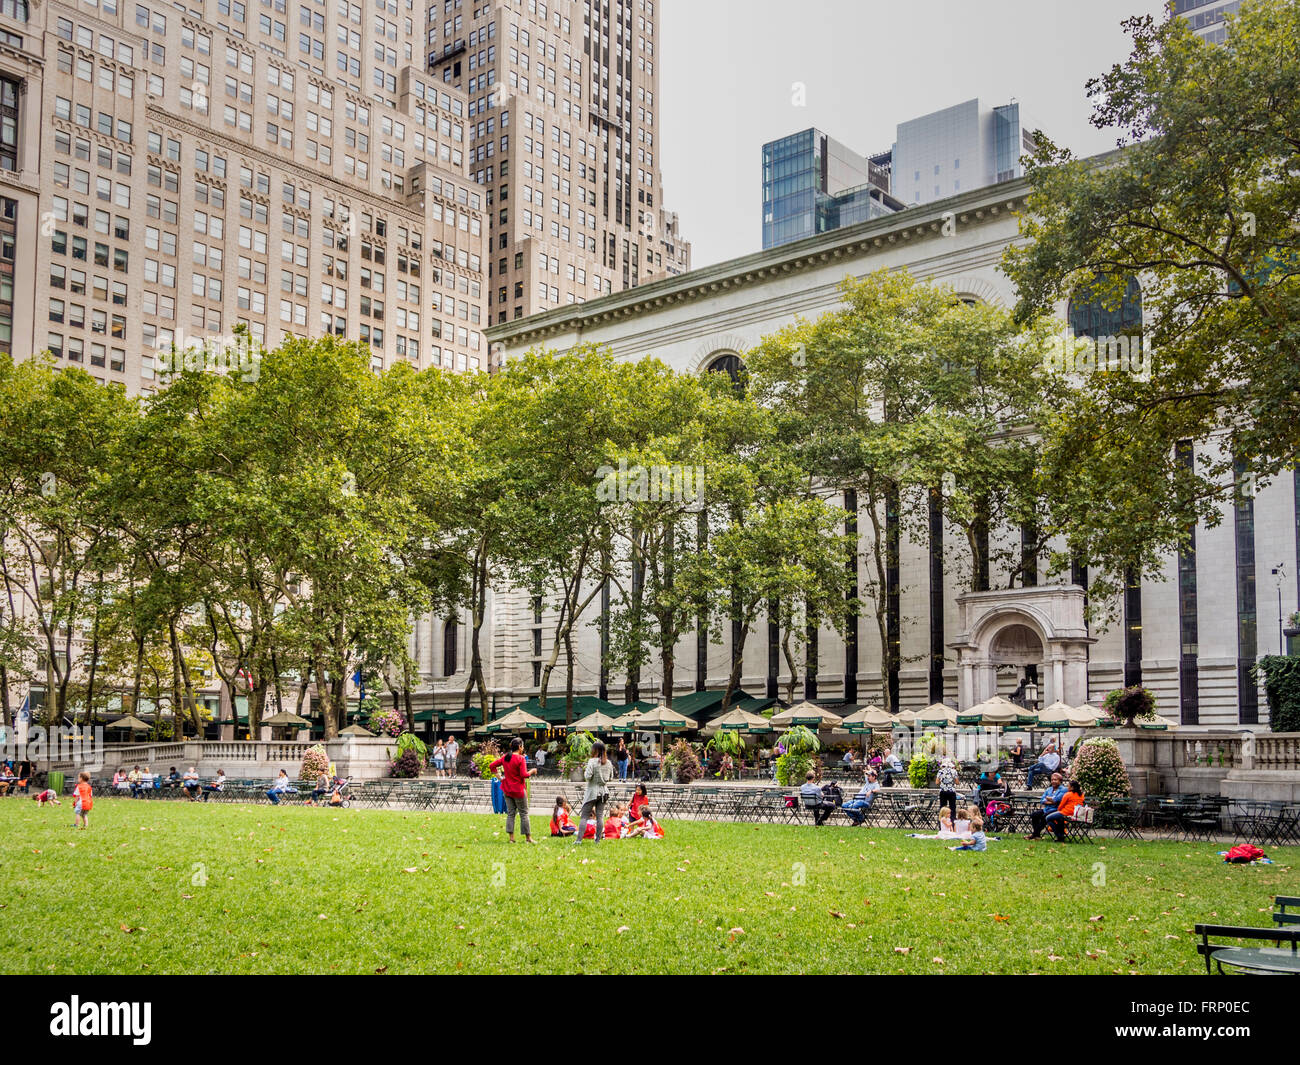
<box><xmin>658</xmin><ymin>0</ymin><xmax>1170</xmax><ymax>267</ymax></box>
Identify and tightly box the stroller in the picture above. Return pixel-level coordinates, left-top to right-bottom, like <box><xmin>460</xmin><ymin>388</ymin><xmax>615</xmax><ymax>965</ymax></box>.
<box><xmin>327</xmin><ymin>776</ymin><xmax>352</xmax><ymax>808</ymax></box>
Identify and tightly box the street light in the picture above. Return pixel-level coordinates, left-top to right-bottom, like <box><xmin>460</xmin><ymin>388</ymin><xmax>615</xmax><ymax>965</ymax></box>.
<box><xmin>1271</xmin><ymin>563</ymin><xmax>1287</xmax><ymax>655</ymax></box>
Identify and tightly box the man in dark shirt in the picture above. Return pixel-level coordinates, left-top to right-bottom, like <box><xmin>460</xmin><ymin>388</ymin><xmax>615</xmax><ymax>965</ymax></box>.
<box><xmin>799</xmin><ymin>770</ymin><xmax>834</xmax><ymax>826</ymax></box>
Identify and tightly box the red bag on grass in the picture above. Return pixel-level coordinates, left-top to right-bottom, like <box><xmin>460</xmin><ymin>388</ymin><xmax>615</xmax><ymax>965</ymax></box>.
<box><xmin>1224</xmin><ymin>844</ymin><xmax>1265</xmax><ymax>863</ymax></box>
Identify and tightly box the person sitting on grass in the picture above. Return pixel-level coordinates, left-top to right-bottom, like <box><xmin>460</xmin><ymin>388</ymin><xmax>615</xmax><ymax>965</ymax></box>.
<box><xmin>1026</xmin><ymin>772</ymin><xmax>1067</xmax><ymax>840</ymax></box>
<box><xmin>32</xmin><ymin>787</ymin><xmax>61</xmax><ymax>806</ymax></box>
<box><xmin>629</xmin><ymin>783</ymin><xmax>650</xmax><ymax>820</ymax></box>
<box><xmin>951</xmin><ymin>814</ymin><xmax>987</xmax><ymax>852</ymax></box>
<box><xmin>202</xmin><ymin>769</ymin><xmax>226</xmax><ymax>802</ymax></box>
<box><xmin>604</xmin><ymin>803</ymin><xmax>625</xmax><ymax>839</ymax></box>
<box><xmin>841</xmin><ymin>770</ymin><xmax>880</xmax><ymax>826</ymax></box>
<box><xmin>953</xmin><ymin>805</ymin><xmax>972</xmax><ymax>837</ymax></box>
<box><xmin>549</xmin><ymin>795</ymin><xmax>576</xmax><ymax>837</ymax></box>
<box><xmin>182</xmin><ymin>766</ymin><xmax>201</xmax><ymax>801</ymax></box>
<box><xmin>266</xmin><ymin>769</ymin><xmax>295</xmax><ymax>805</ymax></box>
<box><xmin>1044</xmin><ymin>779</ymin><xmax>1085</xmax><ymax>842</ymax></box>
<box><xmin>626</xmin><ymin>805</ymin><xmax>664</xmax><ymax>838</ymax></box>
<box><xmin>799</xmin><ymin>770</ymin><xmax>835</xmax><ymax>826</ymax></box>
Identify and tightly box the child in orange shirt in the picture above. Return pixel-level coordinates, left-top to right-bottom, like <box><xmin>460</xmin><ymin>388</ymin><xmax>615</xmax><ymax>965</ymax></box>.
<box><xmin>73</xmin><ymin>771</ymin><xmax>93</xmax><ymax>829</ymax></box>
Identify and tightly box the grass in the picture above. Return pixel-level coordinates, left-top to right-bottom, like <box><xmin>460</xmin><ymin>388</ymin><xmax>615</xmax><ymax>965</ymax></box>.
<box><xmin>1</xmin><ymin>797</ymin><xmax>1293</xmax><ymax>974</ymax></box>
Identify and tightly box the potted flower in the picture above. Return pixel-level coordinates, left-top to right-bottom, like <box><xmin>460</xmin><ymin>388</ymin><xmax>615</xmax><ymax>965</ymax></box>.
<box><xmin>1285</xmin><ymin>611</ymin><xmax>1300</xmax><ymax>639</ymax></box>
<box><xmin>1102</xmin><ymin>685</ymin><xmax>1159</xmax><ymax>727</ymax></box>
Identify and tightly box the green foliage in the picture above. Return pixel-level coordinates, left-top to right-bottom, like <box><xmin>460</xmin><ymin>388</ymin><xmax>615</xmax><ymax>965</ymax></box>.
<box><xmin>706</xmin><ymin>730</ymin><xmax>746</xmax><ymax>759</ymax></box>
<box><xmin>781</xmin><ymin>725</ymin><xmax>821</xmax><ymax>755</ymax></box>
<box><xmin>1072</xmin><ymin>738</ymin><xmax>1131</xmax><ymax>804</ymax></box>
<box><xmin>907</xmin><ymin>755</ymin><xmax>935</xmax><ymax>789</ymax></box>
<box><xmin>663</xmin><ymin>738</ymin><xmax>703</xmax><ymax>784</ymax></box>
<box><xmin>1102</xmin><ymin>686</ymin><xmax>1158</xmax><ymax>725</ymax></box>
<box><xmin>561</xmin><ymin>731</ymin><xmax>595</xmax><ymax>775</ymax></box>
<box><xmin>395</xmin><ymin>732</ymin><xmax>427</xmax><ymax>762</ymax></box>
<box><xmin>775</xmin><ymin>751</ymin><xmax>815</xmax><ymax>787</ymax></box>
<box><xmin>1254</xmin><ymin>656</ymin><xmax>1300</xmax><ymax>733</ymax></box>
<box><xmin>1003</xmin><ymin>4</ymin><xmax>1300</xmax><ymax>601</ymax></box>
<box><xmin>471</xmin><ymin>738</ymin><xmax>503</xmax><ymax>780</ymax></box>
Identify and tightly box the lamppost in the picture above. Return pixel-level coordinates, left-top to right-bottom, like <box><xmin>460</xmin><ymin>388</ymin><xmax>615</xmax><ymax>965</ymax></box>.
<box><xmin>1271</xmin><ymin>564</ymin><xmax>1287</xmax><ymax>655</ymax></box>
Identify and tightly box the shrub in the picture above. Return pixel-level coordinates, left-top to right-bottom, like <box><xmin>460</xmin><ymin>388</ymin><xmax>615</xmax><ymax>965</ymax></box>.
<box><xmin>1072</xmin><ymin>738</ymin><xmax>1131</xmax><ymax>804</ymax></box>
<box><xmin>395</xmin><ymin>731</ymin><xmax>427</xmax><ymax>762</ymax></box>
<box><xmin>907</xmin><ymin>754</ymin><xmax>935</xmax><ymax>789</ymax></box>
<box><xmin>388</xmin><ymin>749</ymin><xmax>421</xmax><ymax>778</ymax></box>
<box><xmin>300</xmin><ymin>743</ymin><xmax>329</xmax><ymax>779</ymax></box>
<box><xmin>471</xmin><ymin>738</ymin><xmax>503</xmax><ymax>779</ymax></box>
<box><xmin>775</xmin><ymin>751</ymin><xmax>816</xmax><ymax>787</ymax></box>
<box><xmin>663</xmin><ymin>738</ymin><xmax>703</xmax><ymax>784</ymax></box>
<box><xmin>1102</xmin><ymin>685</ymin><xmax>1158</xmax><ymax>726</ymax></box>
<box><xmin>781</xmin><ymin>725</ymin><xmax>821</xmax><ymax>755</ymax></box>
<box><xmin>706</xmin><ymin>730</ymin><xmax>745</xmax><ymax>759</ymax></box>
<box><xmin>1254</xmin><ymin>655</ymin><xmax>1300</xmax><ymax>733</ymax></box>
<box><xmin>561</xmin><ymin>730</ymin><xmax>595</xmax><ymax>775</ymax></box>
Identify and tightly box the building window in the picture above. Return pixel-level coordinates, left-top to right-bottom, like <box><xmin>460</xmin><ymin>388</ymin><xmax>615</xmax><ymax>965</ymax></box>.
<box><xmin>442</xmin><ymin>620</ymin><xmax>458</xmax><ymax>677</ymax></box>
<box><xmin>0</xmin><ymin>76</ymin><xmax>20</xmax><ymax>172</ymax></box>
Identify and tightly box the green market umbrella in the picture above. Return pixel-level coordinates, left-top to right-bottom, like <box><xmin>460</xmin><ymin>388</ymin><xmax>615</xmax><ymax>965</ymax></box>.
<box><xmin>709</xmin><ymin>707</ymin><xmax>774</xmax><ymax>732</ymax></box>
<box><xmin>481</xmin><ymin>708</ymin><xmax>548</xmax><ymax>734</ymax></box>
<box><xmin>566</xmin><ymin>710</ymin><xmax>625</xmax><ymax>733</ymax></box>
<box><xmin>769</xmin><ymin>701</ymin><xmax>843</xmax><ymax>729</ymax></box>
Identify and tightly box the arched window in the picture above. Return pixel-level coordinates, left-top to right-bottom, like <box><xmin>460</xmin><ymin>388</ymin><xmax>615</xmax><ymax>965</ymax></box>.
<box><xmin>442</xmin><ymin>620</ymin><xmax>458</xmax><ymax>677</ymax></box>
<box><xmin>705</xmin><ymin>352</ymin><xmax>746</xmax><ymax>396</ymax></box>
<box><xmin>1067</xmin><ymin>275</ymin><xmax>1142</xmax><ymax>339</ymax></box>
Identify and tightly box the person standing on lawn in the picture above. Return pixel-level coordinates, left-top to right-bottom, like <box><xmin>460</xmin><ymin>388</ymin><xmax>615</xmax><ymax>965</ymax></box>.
<box><xmin>73</xmin><ymin>771</ymin><xmax>93</xmax><ymax>829</ymax></box>
<box><xmin>489</xmin><ymin>737</ymin><xmax>537</xmax><ymax>843</ymax></box>
<box><xmin>574</xmin><ymin>740</ymin><xmax>613</xmax><ymax>845</ymax></box>
<box><xmin>935</xmin><ymin>758</ymin><xmax>960</xmax><ymax>822</ymax></box>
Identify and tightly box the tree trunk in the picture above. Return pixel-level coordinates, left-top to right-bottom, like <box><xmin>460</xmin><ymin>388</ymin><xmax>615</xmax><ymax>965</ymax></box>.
<box><xmin>721</xmin><ymin>622</ymin><xmax>750</xmax><ymax>712</ymax></box>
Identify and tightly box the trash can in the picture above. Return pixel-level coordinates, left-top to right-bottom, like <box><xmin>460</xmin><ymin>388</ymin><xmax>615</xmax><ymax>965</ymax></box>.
<box><xmin>48</xmin><ymin>771</ymin><xmax>65</xmax><ymax>796</ymax></box>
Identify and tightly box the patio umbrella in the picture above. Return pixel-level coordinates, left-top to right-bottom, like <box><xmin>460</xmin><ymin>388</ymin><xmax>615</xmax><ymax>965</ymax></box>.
<box><xmin>106</xmin><ymin>714</ymin><xmax>152</xmax><ymax>733</ymax></box>
<box><xmin>840</xmin><ymin>704</ymin><xmax>894</xmax><ymax>732</ymax></box>
<box><xmin>918</xmin><ymin>702</ymin><xmax>958</xmax><ymax>728</ymax></box>
<box><xmin>632</xmin><ymin>704</ymin><xmax>698</xmax><ymax>776</ymax></box>
<box><xmin>769</xmin><ymin>701</ymin><xmax>844</xmax><ymax>729</ymax></box>
<box><xmin>261</xmin><ymin>710</ymin><xmax>311</xmax><ymax>727</ymax></box>
<box><xmin>709</xmin><ymin>707</ymin><xmax>774</xmax><ymax>732</ymax></box>
<box><xmin>566</xmin><ymin>709</ymin><xmax>625</xmax><ymax>733</ymax></box>
<box><xmin>892</xmin><ymin>706</ymin><xmax>922</xmax><ymax>726</ymax></box>
<box><xmin>482</xmin><ymin>707</ymin><xmax>548</xmax><ymax>734</ymax></box>
<box><xmin>956</xmin><ymin>696</ymin><xmax>1020</xmax><ymax>727</ymax></box>
<box><xmin>1036</xmin><ymin>701</ymin><xmax>1076</xmax><ymax>729</ymax></box>
<box><xmin>611</xmin><ymin>708</ymin><xmax>646</xmax><ymax>732</ymax></box>
<box><xmin>1069</xmin><ymin>704</ymin><xmax>1104</xmax><ymax>727</ymax></box>
<box><xmin>340</xmin><ymin>723</ymin><xmax>375</xmax><ymax>737</ymax></box>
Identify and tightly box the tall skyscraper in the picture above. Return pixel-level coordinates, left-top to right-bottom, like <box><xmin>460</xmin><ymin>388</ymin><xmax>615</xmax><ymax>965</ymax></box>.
<box><xmin>0</xmin><ymin>0</ymin><xmax>689</xmax><ymax>389</ymax></box>
<box><xmin>761</xmin><ymin>127</ymin><xmax>899</xmax><ymax>249</ymax></box>
<box><xmin>1174</xmin><ymin>0</ymin><xmax>1242</xmax><ymax>43</ymax></box>
<box><xmin>427</xmin><ymin>0</ymin><xmax>690</xmax><ymax>328</ymax></box>
<box><xmin>891</xmin><ymin>98</ymin><xmax>1038</xmax><ymax>207</ymax></box>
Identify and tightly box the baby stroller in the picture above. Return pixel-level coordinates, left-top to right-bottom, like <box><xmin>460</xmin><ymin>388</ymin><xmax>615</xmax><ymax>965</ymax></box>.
<box><xmin>984</xmin><ymin>796</ymin><xmax>1014</xmax><ymax>833</ymax></box>
<box><xmin>327</xmin><ymin>776</ymin><xmax>352</xmax><ymax>808</ymax></box>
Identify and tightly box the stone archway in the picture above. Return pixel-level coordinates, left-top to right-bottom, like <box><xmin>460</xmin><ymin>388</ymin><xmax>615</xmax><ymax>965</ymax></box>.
<box><xmin>948</xmin><ymin>586</ymin><xmax>1094</xmax><ymax>710</ymax></box>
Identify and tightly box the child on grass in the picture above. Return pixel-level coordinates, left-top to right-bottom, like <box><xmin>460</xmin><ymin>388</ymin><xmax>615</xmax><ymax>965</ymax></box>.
<box><xmin>73</xmin><ymin>771</ymin><xmax>93</xmax><ymax>829</ymax></box>
<box><xmin>32</xmin><ymin>787</ymin><xmax>60</xmax><ymax>806</ymax></box>
<box><xmin>951</xmin><ymin>814</ymin><xmax>987</xmax><ymax>852</ymax></box>
<box><xmin>550</xmin><ymin>796</ymin><xmax>576</xmax><ymax>837</ymax></box>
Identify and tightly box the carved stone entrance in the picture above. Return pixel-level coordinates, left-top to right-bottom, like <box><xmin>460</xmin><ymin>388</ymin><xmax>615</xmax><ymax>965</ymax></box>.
<box><xmin>948</xmin><ymin>585</ymin><xmax>1094</xmax><ymax>710</ymax></box>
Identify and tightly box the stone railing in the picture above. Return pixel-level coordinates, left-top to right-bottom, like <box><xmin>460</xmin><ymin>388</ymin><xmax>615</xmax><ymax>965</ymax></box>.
<box><xmin>1174</xmin><ymin>735</ymin><xmax>1245</xmax><ymax>770</ymax></box>
<box><xmin>91</xmin><ymin>737</ymin><xmax>393</xmax><ymax>780</ymax></box>
<box><xmin>1248</xmin><ymin>733</ymin><xmax>1300</xmax><ymax>772</ymax></box>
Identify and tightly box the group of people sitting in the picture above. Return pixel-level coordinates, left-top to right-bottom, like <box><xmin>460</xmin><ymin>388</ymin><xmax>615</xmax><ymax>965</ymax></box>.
<box><xmin>112</xmin><ymin>765</ymin><xmax>227</xmax><ymax>801</ymax></box>
<box><xmin>0</xmin><ymin>761</ymin><xmax>30</xmax><ymax>795</ymax></box>
<box><xmin>800</xmin><ymin>769</ymin><xmax>883</xmax><ymax>826</ymax></box>
<box><xmin>909</xmin><ymin>804</ymin><xmax>990</xmax><ymax>851</ymax></box>
<box><xmin>549</xmin><ymin>785</ymin><xmax>664</xmax><ymax>840</ymax></box>
<box><xmin>1025</xmin><ymin>772</ymin><xmax>1086</xmax><ymax>842</ymax></box>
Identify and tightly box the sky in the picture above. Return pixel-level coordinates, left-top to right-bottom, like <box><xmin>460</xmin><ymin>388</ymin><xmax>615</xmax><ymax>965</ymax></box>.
<box><xmin>657</xmin><ymin>0</ymin><xmax>1171</xmax><ymax>267</ymax></box>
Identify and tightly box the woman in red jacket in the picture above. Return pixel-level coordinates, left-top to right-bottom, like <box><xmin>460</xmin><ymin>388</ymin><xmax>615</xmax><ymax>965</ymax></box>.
<box><xmin>489</xmin><ymin>737</ymin><xmax>537</xmax><ymax>844</ymax></box>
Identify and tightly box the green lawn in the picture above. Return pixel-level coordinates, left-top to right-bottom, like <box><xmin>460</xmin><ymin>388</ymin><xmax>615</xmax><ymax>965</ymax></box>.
<box><xmin>1</xmin><ymin>798</ymin><xmax>1292</xmax><ymax>974</ymax></box>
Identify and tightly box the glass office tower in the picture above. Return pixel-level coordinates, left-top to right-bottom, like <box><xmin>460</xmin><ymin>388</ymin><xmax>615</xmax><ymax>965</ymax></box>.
<box><xmin>762</xmin><ymin>129</ymin><xmax>900</xmax><ymax>249</ymax></box>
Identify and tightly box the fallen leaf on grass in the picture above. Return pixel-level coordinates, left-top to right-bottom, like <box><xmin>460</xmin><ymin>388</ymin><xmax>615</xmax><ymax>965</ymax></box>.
<box><xmin>894</xmin><ymin>947</ymin><xmax>910</xmax><ymax>955</ymax></box>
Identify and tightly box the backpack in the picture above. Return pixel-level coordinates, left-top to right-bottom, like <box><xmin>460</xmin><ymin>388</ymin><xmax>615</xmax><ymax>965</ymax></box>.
<box><xmin>1224</xmin><ymin>843</ymin><xmax>1265</xmax><ymax>864</ymax></box>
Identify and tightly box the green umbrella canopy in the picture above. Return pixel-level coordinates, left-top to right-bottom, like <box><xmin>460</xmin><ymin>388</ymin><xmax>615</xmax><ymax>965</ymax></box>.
<box><xmin>709</xmin><ymin>707</ymin><xmax>774</xmax><ymax>732</ymax></box>
<box><xmin>769</xmin><ymin>701</ymin><xmax>843</xmax><ymax>729</ymax></box>
<box><xmin>482</xmin><ymin>707</ymin><xmax>549</xmax><ymax>733</ymax></box>
<box><xmin>635</xmin><ymin>704</ymin><xmax>699</xmax><ymax>730</ymax></box>
<box><xmin>918</xmin><ymin>702</ymin><xmax>958</xmax><ymax>728</ymax></box>
<box><xmin>565</xmin><ymin>710</ymin><xmax>625</xmax><ymax>733</ymax></box>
